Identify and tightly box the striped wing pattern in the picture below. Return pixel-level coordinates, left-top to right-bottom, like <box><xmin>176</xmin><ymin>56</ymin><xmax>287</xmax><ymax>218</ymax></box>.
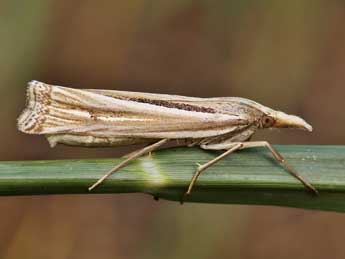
<box><xmin>17</xmin><ymin>81</ymin><xmax>249</xmax><ymax>139</ymax></box>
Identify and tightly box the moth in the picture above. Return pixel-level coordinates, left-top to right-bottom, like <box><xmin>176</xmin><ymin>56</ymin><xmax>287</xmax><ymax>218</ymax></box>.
<box><xmin>17</xmin><ymin>81</ymin><xmax>317</xmax><ymax>202</ymax></box>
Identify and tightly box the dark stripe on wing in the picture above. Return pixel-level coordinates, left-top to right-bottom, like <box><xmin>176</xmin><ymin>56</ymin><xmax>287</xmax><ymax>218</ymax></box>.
<box><xmin>122</xmin><ymin>97</ymin><xmax>216</xmax><ymax>113</ymax></box>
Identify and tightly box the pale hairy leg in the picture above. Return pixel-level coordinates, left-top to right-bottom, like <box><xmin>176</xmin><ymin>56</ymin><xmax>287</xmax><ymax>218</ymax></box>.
<box><xmin>122</xmin><ymin>139</ymin><xmax>185</xmax><ymax>158</ymax></box>
<box><xmin>181</xmin><ymin>143</ymin><xmax>243</xmax><ymax>203</ymax></box>
<box><xmin>182</xmin><ymin>140</ymin><xmax>317</xmax><ymax>203</ymax></box>
<box><xmin>239</xmin><ymin>141</ymin><xmax>318</xmax><ymax>194</ymax></box>
<box><xmin>89</xmin><ymin>139</ymin><xmax>169</xmax><ymax>191</ymax></box>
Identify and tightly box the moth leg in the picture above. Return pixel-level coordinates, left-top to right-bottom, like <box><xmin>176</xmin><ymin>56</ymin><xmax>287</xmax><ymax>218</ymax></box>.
<box><xmin>122</xmin><ymin>139</ymin><xmax>184</xmax><ymax>158</ymax></box>
<box><xmin>89</xmin><ymin>138</ymin><xmax>169</xmax><ymax>191</ymax></box>
<box><xmin>122</xmin><ymin>149</ymin><xmax>141</xmax><ymax>159</ymax></box>
<box><xmin>121</xmin><ymin>142</ymin><xmax>158</xmax><ymax>158</ymax></box>
<box><xmin>122</xmin><ymin>146</ymin><xmax>150</xmax><ymax>158</ymax></box>
<box><xmin>240</xmin><ymin>141</ymin><xmax>318</xmax><ymax>194</ymax></box>
<box><xmin>181</xmin><ymin>143</ymin><xmax>243</xmax><ymax>203</ymax></box>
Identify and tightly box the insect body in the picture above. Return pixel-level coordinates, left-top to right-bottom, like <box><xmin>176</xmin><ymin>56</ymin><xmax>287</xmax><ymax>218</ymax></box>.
<box><xmin>17</xmin><ymin>81</ymin><xmax>317</xmax><ymax>202</ymax></box>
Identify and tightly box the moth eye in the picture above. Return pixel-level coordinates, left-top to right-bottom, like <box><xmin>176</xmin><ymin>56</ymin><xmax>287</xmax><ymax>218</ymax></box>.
<box><xmin>262</xmin><ymin>116</ymin><xmax>275</xmax><ymax>128</ymax></box>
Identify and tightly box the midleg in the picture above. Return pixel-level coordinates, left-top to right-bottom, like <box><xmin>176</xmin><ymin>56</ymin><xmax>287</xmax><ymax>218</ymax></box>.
<box><xmin>181</xmin><ymin>142</ymin><xmax>243</xmax><ymax>203</ymax></box>
<box><xmin>89</xmin><ymin>139</ymin><xmax>169</xmax><ymax>191</ymax></box>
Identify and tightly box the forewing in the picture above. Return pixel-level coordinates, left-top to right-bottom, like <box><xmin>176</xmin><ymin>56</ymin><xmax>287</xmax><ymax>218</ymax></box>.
<box><xmin>18</xmin><ymin>81</ymin><xmax>250</xmax><ymax>139</ymax></box>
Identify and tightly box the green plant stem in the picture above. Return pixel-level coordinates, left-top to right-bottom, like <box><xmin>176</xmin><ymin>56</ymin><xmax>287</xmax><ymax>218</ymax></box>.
<box><xmin>1</xmin><ymin>145</ymin><xmax>344</xmax><ymax>212</ymax></box>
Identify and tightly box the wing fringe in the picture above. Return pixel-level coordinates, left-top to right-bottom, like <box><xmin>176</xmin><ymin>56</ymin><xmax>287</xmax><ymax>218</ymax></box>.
<box><xmin>17</xmin><ymin>81</ymin><xmax>51</xmax><ymax>134</ymax></box>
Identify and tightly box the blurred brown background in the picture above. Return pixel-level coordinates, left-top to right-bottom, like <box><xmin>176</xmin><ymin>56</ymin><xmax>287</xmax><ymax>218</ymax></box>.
<box><xmin>1</xmin><ymin>1</ymin><xmax>345</xmax><ymax>258</ymax></box>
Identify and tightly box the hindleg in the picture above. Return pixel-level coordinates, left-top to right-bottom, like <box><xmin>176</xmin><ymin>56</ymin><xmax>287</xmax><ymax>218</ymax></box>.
<box><xmin>89</xmin><ymin>139</ymin><xmax>169</xmax><ymax>191</ymax></box>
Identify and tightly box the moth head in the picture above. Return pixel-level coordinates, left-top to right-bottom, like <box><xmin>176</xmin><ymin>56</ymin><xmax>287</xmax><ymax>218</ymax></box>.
<box><xmin>259</xmin><ymin>107</ymin><xmax>312</xmax><ymax>132</ymax></box>
<box><xmin>221</xmin><ymin>98</ymin><xmax>312</xmax><ymax>132</ymax></box>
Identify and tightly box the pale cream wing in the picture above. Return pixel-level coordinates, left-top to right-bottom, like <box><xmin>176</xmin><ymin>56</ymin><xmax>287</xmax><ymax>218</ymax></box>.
<box><xmin>18</xmin><ymin>81</ymin><xmax>249</xmax><ymax>139</ymax></box>
<box><xmin>86</xmin><ymin>89</ymin><xmax>265</xmax><ymax>119</ymax></box>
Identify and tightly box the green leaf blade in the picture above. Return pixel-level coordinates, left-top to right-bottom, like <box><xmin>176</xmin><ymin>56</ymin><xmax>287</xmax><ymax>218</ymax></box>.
<box><xmin>1</xmin><ymin>145</ymin><xmax>345</xmax><ymax>212</ymax></box>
